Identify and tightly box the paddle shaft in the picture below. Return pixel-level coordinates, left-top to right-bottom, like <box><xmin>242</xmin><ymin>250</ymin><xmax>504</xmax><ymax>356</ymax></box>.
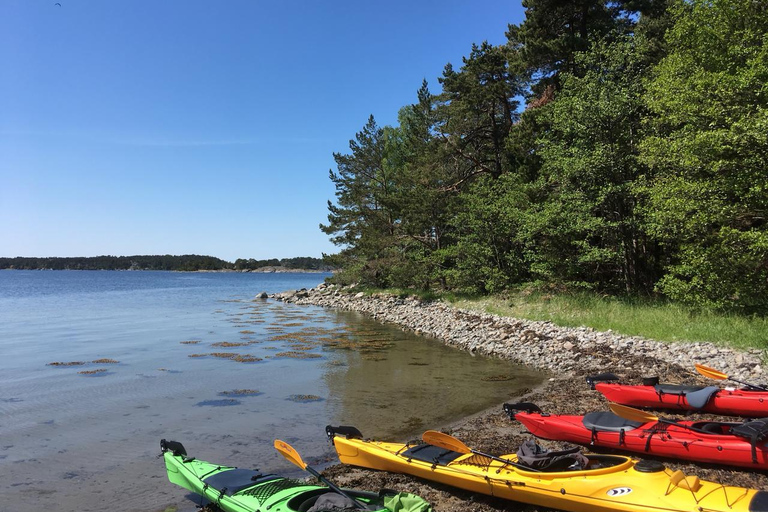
<box><xmin>421</xmin><ymin>430</ymin><xmax>541</xmax><ymax>473</ymax></box>
<box><xmin>729</xmin><ymin>377</ymin><xmax>768</xmax><ymax>391</ymax></box>
<box><xmin>657</xmin><ymin>417</ymin><xmax>714</xmax><ymax>435</ymax></box>
<box><xmin>610</xmin><ymin>403</ymin><xmax>714</xmax><ymax>435</ymax></box>
<box><xmin>695</xmin><ymin>364</ymin><xmax>768</xmax><ymax>391</ymax></box>
<box><xmin>304</xmin><ymin>465</ymin><xmax>367</xmax><ymax>510</ymax></box>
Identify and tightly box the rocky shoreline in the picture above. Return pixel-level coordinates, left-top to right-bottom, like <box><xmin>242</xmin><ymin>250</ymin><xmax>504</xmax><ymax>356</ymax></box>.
<box><xmin>261</xmin><ymin>284</ymin><xmax>768</xmax><ymax>512</ymax></box>
<box><xmin>274</xmin><ymin>283</ymin><xmax>765</xmax><ymax>380</ymax></box>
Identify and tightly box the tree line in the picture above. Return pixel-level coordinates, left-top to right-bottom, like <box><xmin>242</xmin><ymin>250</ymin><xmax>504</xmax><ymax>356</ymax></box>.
<box><xmin>232</xmin><ymin>257</ymin><xmax>334</xmax><ymax>271</ymax></box>
<box><xmin>1</xmin><ymin>255</ymin><xmax>331</xmax><ymax>272</ymax></box>
<box><xmin>320</xmin><ymin>0</ymin><xmax>768</xmax><ymax>314</ymax></box>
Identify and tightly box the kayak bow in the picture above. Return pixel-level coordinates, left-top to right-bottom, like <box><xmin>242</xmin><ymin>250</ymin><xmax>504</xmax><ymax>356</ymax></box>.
<box><xmin>160</xmin><ymin>439</ymin><xmax>431</xmax><ymax>512</ymax></box>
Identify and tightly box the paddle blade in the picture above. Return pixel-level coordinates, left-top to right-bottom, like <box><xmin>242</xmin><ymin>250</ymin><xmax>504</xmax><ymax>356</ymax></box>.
<box><xmin>274</xmin><ymin>439</ymin><xmax>307</xmax><ymax>470</ymax></box>
<box><xmin>695</xmin><ymin>363</ymin><xmax>728</xmax><ymax>381</ymax></box>
<box><xmin>609</xmin><ymin>403</ymin><xmax>659</xmax><ymax>423</ymax></box>
<box><xmin>421</xmin><ymin>430</ymin><xmax>471</xmax><ymax>454</ymax></box>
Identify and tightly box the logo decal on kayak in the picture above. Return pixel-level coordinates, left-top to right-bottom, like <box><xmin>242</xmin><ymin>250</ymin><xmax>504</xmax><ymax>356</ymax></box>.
<box><xmin>607</xmin><ymin>487</ymin><xmax>632</xmax><ymax>497</ymax></box>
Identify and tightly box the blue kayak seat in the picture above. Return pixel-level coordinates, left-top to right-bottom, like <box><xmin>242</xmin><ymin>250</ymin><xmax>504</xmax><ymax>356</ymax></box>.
<box><xmin>582</xmin><ymin>411</ymin><xmax>644</xmax><ymax>432</ymax></box>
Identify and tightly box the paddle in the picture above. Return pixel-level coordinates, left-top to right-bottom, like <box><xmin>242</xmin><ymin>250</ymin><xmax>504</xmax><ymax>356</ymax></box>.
<box><xmin>695</xmin><ymin>363</ymin><xmax>768</xmax><ymax>391</ymax></box>
<box><xmin>273</xmin><ymin>439</ymin><xmax>367</xmax><ymax>509</ymax></box>
<box><xmin>608</xmin><ymin>403</ymin><xmax>712</xmax><ymax>434</ymax></box>
<box><xmin>421</xmin><ymin>430</ymin><xmax>540</xmax><ymax>473</ymax></box>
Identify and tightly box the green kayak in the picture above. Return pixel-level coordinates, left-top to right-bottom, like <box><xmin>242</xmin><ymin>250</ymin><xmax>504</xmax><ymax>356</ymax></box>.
<box><xmin>161</xmin><ymin>439</ymin><xmax>432</xmax><ymax>512</ymax></box>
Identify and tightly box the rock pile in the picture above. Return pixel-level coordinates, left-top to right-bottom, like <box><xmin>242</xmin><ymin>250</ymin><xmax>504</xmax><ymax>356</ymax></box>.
<box><xmin>274</xmin><ymin>284</ymin><xmax>765</xmax><ymax>382</ymax></box>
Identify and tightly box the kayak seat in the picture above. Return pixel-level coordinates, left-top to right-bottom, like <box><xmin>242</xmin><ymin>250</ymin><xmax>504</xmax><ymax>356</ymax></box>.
<box><xmin>653</xmin><ymin>384</ymin><xmax>719</xmax><ymax>409</ymax></box>
<box><xmin>695</xmin><ymin>422</ymin><xmax>737</xmax><ymax>434</ymax></box>
<box><xmin>202</xmin><ymin>469</ymin><xmax>279</xmax><ymax>496</ymax></box>
<box><xmin>582</xmin><ymin>411</ymin><xmax>644</xmax><ymax>432</ymax></box>
<box><xmin>731</xmin><ymin>418</ymin><xmax>768</xmax><ymax>463</ymax></box>
<box><xmin>401</xmin><ymin>443</ymin><xmax>463</xmax><ymax>465</ymax></box>
<box><xmin>654</xmin><ymin>384</ymin><xmax>705</xmax><ymax>395</ymax></box>
<box><xmin>291</xmin><ymin>490</ymin><xmax>334</xmax><ymax>512</ymax></box>
<box><xmin>289</xmin><ymin>489</ymin><xmax>380</xmax><ymax>512</ymax></box>
<box><xmin>685</xmin><ymin>386</ymin><xmax>720</xmax><ymax>409</ymax></box>
<box><xmin>516</xmin><ymin>440</ymin><xmax>589</xmax><ymax>471</ymax></box>
<box><xmin>296</xmin><ymin>491</ymin><xmax>367</xmax><ymax>512</ymax></box>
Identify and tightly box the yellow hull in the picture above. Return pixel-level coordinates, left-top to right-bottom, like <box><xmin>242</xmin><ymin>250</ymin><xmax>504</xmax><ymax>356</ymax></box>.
<box><xmin>329</xmin><ymin>432</ymin><xmax>768</xmax><ymax>512</ymax></box>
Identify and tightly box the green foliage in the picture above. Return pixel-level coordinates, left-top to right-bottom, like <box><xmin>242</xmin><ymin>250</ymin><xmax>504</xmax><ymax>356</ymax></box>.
<box><xmin>508</xmin><ymin>0</ymin><xmax>632</xmax><ymax>91</ymax></box>
<box><xmin>441</xmin><ymin>174</ymin><xmax>529</xmax><ymax>294</ymax></box>
<box><xmin>320</xmin><ymin>0</ymin><xmax>768</xmax><ymax>315</ymax></box>
<box><xmin>527</xmin><ymin>35</ymin><xmax>661</xmax><ymax>293</ymax></box>
<box><xmin>641</xmin><ymin>0</ymin><xmax>768</xmax><ymax>312</ymax></box>
<box><xmin>438</xmin><ymin>42</ymin><xmax>523</xmax><ymax>179</ymax></box>
<box><xmin>320</xmin><ymin>115</ymin><xmax>398</xmax><ymax>287</ymax></box>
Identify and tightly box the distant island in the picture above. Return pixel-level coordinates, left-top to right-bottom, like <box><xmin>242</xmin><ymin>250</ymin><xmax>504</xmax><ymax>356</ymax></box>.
<box><xmin>0</xmin><ymin>255</ymin><xmax>335</xmax><ymax>272</ymax></box>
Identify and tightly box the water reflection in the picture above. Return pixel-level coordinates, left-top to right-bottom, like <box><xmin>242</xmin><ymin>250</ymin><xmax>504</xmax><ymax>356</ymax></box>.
<box><xmin>322</xmin><ymin>311</ymin><xmax>544</xmax><ymax>439</ymax></box>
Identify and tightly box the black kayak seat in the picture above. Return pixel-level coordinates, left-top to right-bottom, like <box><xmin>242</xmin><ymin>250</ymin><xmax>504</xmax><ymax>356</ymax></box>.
<box><xmin>732</xmin><ymin>418</ymin><xmax>768</xmax><ymax>464</ymax></box>
<box><xmin>694</xmin><ymin>421</ymin><xmax>737</xmax><ymax>434</ymax></box>
<box><xmin>202</xmin><ymin>469</ymin><xmax>280</xmax><ymax>496</ymax></box>
<box><xmin>582</xmin><ymin>411</ymin><xmax>644</xmax><ymax>432</ymax></box>
<box><xmin>401</xmin><ymin>443</ymin><xmax>463</xmax><ymax>465</ymax></box>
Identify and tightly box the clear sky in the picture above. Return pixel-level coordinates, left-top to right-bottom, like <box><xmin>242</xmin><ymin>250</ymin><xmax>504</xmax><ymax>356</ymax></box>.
<box><xmin>1</xmin><ymin>0</ymin><xmax>525</xmax><ymax>262</ymax></box>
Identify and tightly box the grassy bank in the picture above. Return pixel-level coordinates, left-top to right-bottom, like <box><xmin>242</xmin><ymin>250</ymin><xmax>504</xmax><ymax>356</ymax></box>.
<box><xmin>447</xmin><ymin>292</ymin><xmax>768</xmax><ymax>351</ymax></box>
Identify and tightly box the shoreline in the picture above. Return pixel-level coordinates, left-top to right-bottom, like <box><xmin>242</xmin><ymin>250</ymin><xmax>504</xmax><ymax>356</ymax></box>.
<box><xmin>270</xmin><ymin>283</ymin><xmax>768</xmax><ymax>512</ymax></box>
<box><xmin>275</xmin><ymin>283</ymin><xmax>764</xmax><ymax>380</ymax></box>
<box><xmin>0</xmin><ymin>267</ymin><xmax>331</xmax><ymax>273</ymax></box>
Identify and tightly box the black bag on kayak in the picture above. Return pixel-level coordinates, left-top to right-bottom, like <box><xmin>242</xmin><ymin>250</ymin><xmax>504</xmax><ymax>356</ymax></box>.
<box><xmin>731</xmin><ymin>418</ymin><xmax>768</xmax><ymax>464</ymax></box>
<box><xmin>307</xmin><ymin>493</ymin><xmax>376</xmax><ymax>512</ymax></box>
<box><xmin>516</xmin><ymin>440</ymin><xmax>589</xmax><ymax>471</ymax></box>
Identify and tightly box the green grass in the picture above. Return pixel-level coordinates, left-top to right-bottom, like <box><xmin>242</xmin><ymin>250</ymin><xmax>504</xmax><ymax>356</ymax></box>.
<box><xmin>449</xmin><ymin>292</ymin><xmax>768</xmax><ymax>351</ymax></box>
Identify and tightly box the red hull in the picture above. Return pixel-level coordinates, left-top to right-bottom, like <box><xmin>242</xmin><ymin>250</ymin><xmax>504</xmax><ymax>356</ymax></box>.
<box><xmin>514</xmin><ymin>410</ymin><xmax>768</xmax><ymax>469</ymax></box>
<box><xmin>595</xmin><ymin>383</ymin><xmax>768</xmax><ymax>417</ymax></box>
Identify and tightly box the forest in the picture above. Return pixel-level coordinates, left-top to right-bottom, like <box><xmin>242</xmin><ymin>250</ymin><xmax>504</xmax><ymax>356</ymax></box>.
<box><xmin>320</xmin><ymin>0</ymin><xmax>768</xmax><ymax>314</ymax></box>
<box><xmin>0</xmin><ymin>255</ymin><xmax>330</xmax><ymax>272</ymax></box>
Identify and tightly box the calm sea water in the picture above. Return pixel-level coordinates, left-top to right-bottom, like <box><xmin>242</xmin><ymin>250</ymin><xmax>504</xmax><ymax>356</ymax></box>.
<box><xmin>0</xmin><ymin>270</ymin><xmax>543</xmax><ymax>512</ymax></box>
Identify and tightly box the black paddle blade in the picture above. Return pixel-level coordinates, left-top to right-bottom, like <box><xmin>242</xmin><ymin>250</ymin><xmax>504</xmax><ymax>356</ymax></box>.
<box><xmin>326</xmin><ymin>425</ymin><xmax>363</xmax><ymax>441</ymax></box>
<box><xmin>503</xmin><ymin>402</ymin><xmax>542</xmax><ymax>419</ymax></box>
<box><xmin>585</xmin><ymin>372</ymin><xmax>620</xmax><ymax>390</ymax></box>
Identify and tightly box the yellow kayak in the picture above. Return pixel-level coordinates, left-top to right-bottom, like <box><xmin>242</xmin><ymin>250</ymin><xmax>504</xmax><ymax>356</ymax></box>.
<box><xmin>326</xmin><ymin>426</ymin><xmax>768</xmax><ymax>512</ymax></box>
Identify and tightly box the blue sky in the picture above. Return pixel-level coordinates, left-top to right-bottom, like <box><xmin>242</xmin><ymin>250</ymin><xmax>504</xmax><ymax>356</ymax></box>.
<box><xmin>1</xmin><ymin>0</ymin><xmax>525</xmax><ymax>261</ymax></box>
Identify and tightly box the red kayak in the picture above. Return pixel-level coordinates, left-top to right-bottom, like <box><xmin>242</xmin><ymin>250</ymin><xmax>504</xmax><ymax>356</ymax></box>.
<box><xmin>504</xmin><ymin>402</ymin><xmax>768</xmax><ymax>469</ymax></box>
<box><xmin>587</xmin><ymin>373</ymin><xmax>768</xmax><ymax>417</ymax></box>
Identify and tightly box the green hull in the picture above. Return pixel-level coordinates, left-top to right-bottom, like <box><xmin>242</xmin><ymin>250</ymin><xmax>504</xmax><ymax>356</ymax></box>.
<box><xmin>161</xmin><ymin>440</ymin><xmax>431</xmax><ymax>512</ymax></box>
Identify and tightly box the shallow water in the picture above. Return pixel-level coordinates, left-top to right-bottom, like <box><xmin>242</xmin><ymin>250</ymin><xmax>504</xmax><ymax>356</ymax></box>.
<box><xmin>0</xmin><ymin>271</ymin><xmax>544</xmax><ymax>512</ymax></box>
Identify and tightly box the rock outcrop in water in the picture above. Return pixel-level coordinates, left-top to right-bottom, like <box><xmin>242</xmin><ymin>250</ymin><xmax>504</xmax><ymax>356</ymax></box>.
<box><xmin>275</xmin><ymin>283</ymin><xmax>764</xmax><ymax>381</ymax></box>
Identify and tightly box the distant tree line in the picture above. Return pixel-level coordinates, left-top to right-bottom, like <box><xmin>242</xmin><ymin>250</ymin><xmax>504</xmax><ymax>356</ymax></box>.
<box><xmin>233</xmin><ymin>257</ymin><xmax>335</xmax><ymax>271</ymax></box>
<box><xmin>321</xmin><ymin>0</ymin><xmax>768</xmax><ymax>314</ymax></box>
<box><xmin>0</xmin><ymin>255</ymin><xmax>332</xmax><ymax>272</ymax></box>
